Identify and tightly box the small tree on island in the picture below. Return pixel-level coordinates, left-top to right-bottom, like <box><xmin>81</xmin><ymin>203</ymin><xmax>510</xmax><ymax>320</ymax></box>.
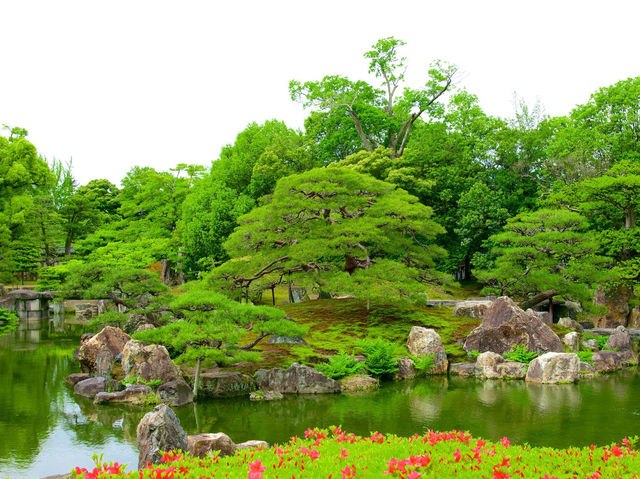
<box><xmin>133</xmin><ymin>285</ymin><xmax>306</xmax><ymax>397</ymax></box>
<box><xmin>207</xmin><ymin>167</ymin><xmax>446</xmax><ymax>304</ymax></box>
<box><xmin>476</xmin><ymin>208</ymin><xmax>610</xmax><ymax>315</ymax></box>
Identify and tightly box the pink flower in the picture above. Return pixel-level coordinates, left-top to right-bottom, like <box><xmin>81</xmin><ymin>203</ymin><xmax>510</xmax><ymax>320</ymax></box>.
<box><xmin>341</xmin><ymin>447</ymin><xmax>349</xmax><ymax>458</ymax></box>
<box><xmin>248</xmin><ymin>460</ymin><xmax>266</xmax><ymax>479</ymax></box>
<box><xmin>499</xmin><ymin>437</ymin><xmax>511</xmax><ymax>448</ymax></box>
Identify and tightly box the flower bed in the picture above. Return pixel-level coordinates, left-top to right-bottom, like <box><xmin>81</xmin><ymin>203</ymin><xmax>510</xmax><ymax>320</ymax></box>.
<box><xmin>72</xmin><ymin>427</ymin><xmax>640</xmax><ymax>478</ymax></box>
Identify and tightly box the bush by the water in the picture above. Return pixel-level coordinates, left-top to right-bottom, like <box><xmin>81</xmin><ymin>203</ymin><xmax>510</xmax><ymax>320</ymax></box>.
<box><xmin>0</xmin><ymin>308</ymin><xmax>18</xmax><ymax>337</ymax></box>
<box><xmin>71</xmin><ymin>427</ymin><xmax>640</xmax><ymax>478</ymax></box>
<box><xmin>360</xmin><ymin>338</ymin><xmax>398</xmax><ymax>377</ymax></box>
<box><xmin>503</xmin><ymin>344</ymin><xmax>538</xmax><ymax>364</ymax></box>
<box><xmin>316</xmin><ymin>352</ymin><xmax>362</xmax><ymax>379</ymax></box>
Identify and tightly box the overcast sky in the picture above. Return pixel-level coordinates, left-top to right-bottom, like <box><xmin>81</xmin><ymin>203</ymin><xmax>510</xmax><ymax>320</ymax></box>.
<box><xmin>1</xmin><ymin>0</ymin><xmax>638</xmax><ymax>186</ymax></box>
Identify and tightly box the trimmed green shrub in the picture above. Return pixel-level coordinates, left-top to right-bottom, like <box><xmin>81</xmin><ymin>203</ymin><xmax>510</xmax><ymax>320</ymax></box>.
<box><xmin>316</xmin><ymin>352</ymin><xmax>362</xmax><ymax>379</ymax></box>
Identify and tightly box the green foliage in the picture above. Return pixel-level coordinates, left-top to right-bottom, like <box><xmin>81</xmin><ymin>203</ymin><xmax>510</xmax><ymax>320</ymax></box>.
<box><xmin>584</xmin><ymin>333</ymin><xmax>609</xmax><ymax>350</ymax></box>
<box><xmin>210</xmin><ymin>167</ymin><xmax>445</xmax><ymax>304</ymax></box>
<box><xmin>476</xmin><ymin>208</ymin><xmax>610</xmax><ymax>310</ymax></box>
<box><xmin>121</xmin><ymin>376</ymin><xmax>162</xmax><ymax>388</ymax></box>
<box><xmin>411</xmin><ymin>353</ymin><xmax>435</xmax><ymax>375</ymax></box>
<box><xmin>316</xmin><ymin>352</ymin><xmax>363</xmax><ymax>379</ymax></box>
<box><xmin>503</xmin><ymin>344</ymin><xmax>538</xmax><ymax>364</ymax></box>
<box><xmin>577</xmin><ymin>351</ymin><xmax>594</xmax><ymax>364</ymax></box>
<box><xmin>360</xmin><ymin>338</ymin><xmax>398</xmax><ymax>377</ymax></box>
<box><xmin>88</xmin><ymin>312</ymin><xmax>129</xmax><ymax>331</ymax></box>
<box><xmin>0</xmin><ymin>309</ymin><xmax>18</xmax><ymax>337</ymax></box>
<box><xmin>467</xmin><ymin>350</ymin><xmax>480</xmax><ymax>359</ymax></box>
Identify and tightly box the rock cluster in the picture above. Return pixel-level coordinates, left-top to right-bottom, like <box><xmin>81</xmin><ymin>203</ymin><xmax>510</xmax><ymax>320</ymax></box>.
<box><xmin>463</xmin><ymin>296</ymin><xmax>563</xmax><ymax>355</ymax></box>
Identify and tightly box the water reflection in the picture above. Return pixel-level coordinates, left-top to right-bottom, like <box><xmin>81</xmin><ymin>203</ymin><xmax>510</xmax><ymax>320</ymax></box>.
<box><xmin>2</xmin><ymin>316</ymin><xmax>640</xmax><ymax>478</ymax></box>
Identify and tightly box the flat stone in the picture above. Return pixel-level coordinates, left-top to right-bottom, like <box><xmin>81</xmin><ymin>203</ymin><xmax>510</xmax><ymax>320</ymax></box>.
<box><xmin>74</xmin><ymin>377</ymin><xmax>106</xmax><ymax>398</ymax></box>
<box><xmin>199</xmin><ymin>371</ymin><xmax>257</xmax><ymax>398</ymax></box>
<box><xmin>236</xmin><ymin>440</ymin><xmax>269</xmax><ymax>450</ymax></box>
<box><xmin>453</xmin><ymin>301</ymin><xmax>490</xmax><ymax>318</ymax></box>
<box><xmin>338</xmin><ymin>374</ymin><xmax>379</xmax><ymax>393</ymax></box>
<box><xmin>93</xmin><ymin>384</ymin><xmax>153</xmax><ymax>405</ymax></box>
<box><xmin>449</xmin><ymin>362</ymin><xmax>476</xmax><ymax>377</ymax></box>
<box><xmin>266</xmin><ymin>336</ymin><xmax>307</xmax><ymax>344</ymax></box>
<box><xmin>65</xmin><ymin>373</ymin><xmax>90</xmax><ymax>387</ymax></box>
<box><xmin>187</xmin><ymin>432</ymin><xmax>236</xmax><ymax>458</ymax></box>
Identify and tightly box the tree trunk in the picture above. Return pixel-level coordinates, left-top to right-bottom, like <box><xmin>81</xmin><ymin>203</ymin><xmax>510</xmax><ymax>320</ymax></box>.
<box><xmin>271</xmin><ymin>287</ymin><xmax>275</xmax><ymax>306</ymax></box>
<box><xmin>193</xmin><ymin>358</ymin><xmax>201</xmax><ymax>399</ymax></box>
<box><xmin>519</xmin><ymin>289</ymin><xmax>559</xmax><ymax>311</ymax></box>
<box><xmin>548</xmin><ymin>296</ymin><xmax>554</xmax><ymax>318</ymax></box>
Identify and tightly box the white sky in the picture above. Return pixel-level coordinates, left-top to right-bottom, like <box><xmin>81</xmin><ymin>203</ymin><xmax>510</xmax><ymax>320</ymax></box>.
<box><xmin>1</xmin><ymin>0</ymin><xmax>638</xmax><ymax>186</ymax></box>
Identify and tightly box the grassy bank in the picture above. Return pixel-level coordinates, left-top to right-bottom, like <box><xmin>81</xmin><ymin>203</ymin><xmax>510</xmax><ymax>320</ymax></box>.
<box><xmin>72</xmin><ymin>427</ymin><xmax>640</xmax><ymax>478</ymax></box>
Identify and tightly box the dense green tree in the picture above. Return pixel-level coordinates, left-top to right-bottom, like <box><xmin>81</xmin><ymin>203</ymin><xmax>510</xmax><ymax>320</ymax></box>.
<box><xmin>290</xmin><ymin>37</ymin><xmax>456</xmax><ymax>159</ymax></box>
<box><xmin>209</xmin><ymin>167</ymin><xmax>445</xmax><ymax>302</ymax></box>
<box><xmin>476</xmin><ymin>208</ymin><xmax>610</xmax><ymax>313</ymax></box>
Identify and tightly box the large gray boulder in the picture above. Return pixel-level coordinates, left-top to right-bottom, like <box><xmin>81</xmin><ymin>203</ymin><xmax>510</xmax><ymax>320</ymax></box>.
<box><xmin>628</xmin><ymin>306</ymin><xmax>640</xmax><ymax>329</ymax></box>
<box><xmin>94</xmin><ymin>384</ymin><xmax>153</xmax><ymax>405</ymax></box>
<box><xmin>525</xmin><ymin>352</ymin><xmax>580</xmax><ymax>383</ymax></box>
<box><xmin>592</xmin><ymin>350</ymin><xmax>636</xmax><ymax>373</ymax></box>
<box><xmin>256</xmin><ymin>363</ymin><xmax>339</xmax><ymax>394</ymax></box>
<box><xmin>406</xmin><ymin>326</ymin><xmax>448</xmax><ymax>374</ymax></box>
<box><xmin>122</xmin><ymin>340</ymin><xmax>180</xmax><ymax>384</ymax></box>
<box><xmin>474</xmin><ymin>351</ymin><xmax>527</xmax><ymax>379</ymax></box>
<box><xmin>605</xmin><ymin>325</ymin><xmax>632</xmax><ymax>351</ymax></box>
<box><xmin>74</xmin><ymin>377</ymin><xmax>107</xmax><ymax>398</ymax></box>
<box><xmin>463</xmin><ymin>296</ymin><xmax>563</xmax><ymax>355</ymax></box>
<box><xmin>137</xmin><ymin>405</ymin><xmax>188</xmax><ymax>469</ymax></box>
<box><xmin>157</xmin><ymin>379</ymin><xmax>194</xmax><ymax>406</ymax></box>
<box><xmin>199</xmin><ymin>372</ymin><xmax>257</xmax><ymax>398</ymax></box>
<box><xmin>77</xmin><ymin>326</ymin><xmax>131</xmax><ymax>375</ymax></box>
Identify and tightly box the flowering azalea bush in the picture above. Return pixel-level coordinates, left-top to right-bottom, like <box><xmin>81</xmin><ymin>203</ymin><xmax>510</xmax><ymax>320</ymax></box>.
<box><xmin>72</xmin><ymin>428</ymin><xmax>640</xmax><ymax>478</ymax></box>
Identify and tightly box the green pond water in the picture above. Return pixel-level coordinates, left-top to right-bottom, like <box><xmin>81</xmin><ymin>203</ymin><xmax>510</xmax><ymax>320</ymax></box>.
<box><xmin>2</xmin><ymin>317</ymin><xmax>640</xmax><ymax>478</ymax></box>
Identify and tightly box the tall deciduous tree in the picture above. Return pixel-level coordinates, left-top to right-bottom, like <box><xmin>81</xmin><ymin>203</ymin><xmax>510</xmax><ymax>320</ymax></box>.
<box><xmin>290</xmin><ymin>37</ymin><xmax>457</xmax><ymax>159</ymax></box>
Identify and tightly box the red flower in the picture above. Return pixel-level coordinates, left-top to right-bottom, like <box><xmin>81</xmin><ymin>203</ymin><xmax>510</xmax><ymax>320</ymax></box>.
<box><xmin>499</xmin><ymin>437</ymin><xmax>511</xmax><ymax>448</ymax></box>
<box><xmin>248</xmin><ymin>459</ymin><xmax>266</xmax><ymax>479</ymax></box>
<box><xmin>341</xmin><ymin>447</ymin><xmax>349</xmax><ymax>458</ymax></box>
<box><xmin>453</xmin><ymin>448</ymin><xmax>461</xmax><ymax>463</ymax></box>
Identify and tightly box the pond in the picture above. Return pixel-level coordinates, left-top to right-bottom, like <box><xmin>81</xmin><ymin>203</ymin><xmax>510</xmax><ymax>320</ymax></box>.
<box><xmin>2</xmin><ymin>316</ymin><xmax>640</xmax><ymax>478</ymax></box>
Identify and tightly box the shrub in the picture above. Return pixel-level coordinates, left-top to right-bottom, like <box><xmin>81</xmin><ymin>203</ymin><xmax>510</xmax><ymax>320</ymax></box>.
<box><xmin>88</xmin><ymin>312</ymin><xmax>129</xmax><ymax>331</ymax></box>
<box><xmin>122</xmin><ymin>376</ymin><xmax>162</xmax><ymax>389</ymax></box>
<box><xmin>503</xmin><ymin>344</ymin><xmax>538</xmax><ymax>364</ymax></box>
<box><xmin>577</xmin><ymin>350</ymin><xmax>594</xmax><ymax>364</ymax></box>
<box><xmin>411</xmin><ymin>353</ymin><xmax>435</xmax><ymax>375</ymax></box>
<box><xmin>360</xmin><ymin>339</ymin><xmax>398</xmax><ymax>377</ymax></box>
<box><xmin>316</xmin><ymin>352</ymin><xmax>363</xmax><ymax>379</ymax></box>
<box><xmin>71</xmin><ymin>427</ymin><xmax>640</xmax><ymax>478</ymax></box>
<box><xmin>584</xmin><ymin>332</ymin><xmax>609</xmax><ymax>350</ymax></box>
<box><xmin>0</xmin><ymin>308</ymin><xmax>18</xmax><ymax>337</ymax></box>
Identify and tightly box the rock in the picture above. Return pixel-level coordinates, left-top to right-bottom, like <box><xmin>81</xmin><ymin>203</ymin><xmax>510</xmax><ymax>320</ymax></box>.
<box><xmin>74</xmin><ymin>377</ymin><xmax>107</xmax><ymax>398</ymax></box>
<box><xmin>449</xmin><ymin>362</ymin><xmax>476</xmax><ymax>377</ymax></box>
<box><xmin>122</xmin><ymin>340</ymin><xmax>180</xmax><ymax>384</ymax></box>
<box><xmin>605</xmin><ymin>325</ymin><xmax>632</xmax><ymax>351</ymax></box>
<box><xmin>394</xmin><ymin>357</ymin><xmax>416</xmax><ymax>379</ymax></box>
<box><xmin>157</xmin><ymin>379</ymin><xmax>194</xmax><ymax>406</ymax></box>
<box><xmin>628</xmin><ymin>306</ymin><xmax>640</xmax><ymax>329</ymax></box>
<box><xmin>75</xmin><ymin>303</ymin><xmax>99</xmax><ymax>320</ymax></box>
<box><xmin>80</xmin><ymin>333</ymin><xmax>95</xmax><ymax>344</ymax></box>
<box><xmin>406</xmin><ymin>326</ymin><xmax>448</xmax><ymax>374</ymax></box>
<box><xmin>530</xmin><ymin>310</ymin><xmax>552</xmax><ymax>325</ymax></box>
<box><xmin>453</xmin><ymin>301</ymin><xmax>490</xmax><ymax>319</ymax></box>
<box><xmin>250</xmin><ymin>390</ymin><xmax>284</xmax><ymax>401</ymax></box>
<box><xmin>563</xmin><ymin>332</ymin><xmax>580</xmax><ymax>352</ymax></box>
<box><xmin>187</xmin><ymin>432</ymin><xmax>235</xmax><ymax>458</ymax></box>
<box><xmin>338</xmin><ymin>374</ymin><xmax>378</xmax><ymax>393</ymax></box>
<box><xmin>593</xmin><ymin>287</ymin><xmax>631</xmax><ymax>328</ymax></box>
<box><xmin>77</xmin><ymin>327</ymin><xmax>131</xmax><ymax>375</ymax></box>
<box><xmin>255</xmin><ymin>363</ymin><xmax>340</xmax><ymax>394</ymax></box>
<box><xmin>525</xmin><ymin>353</ymin><xmax>580</xmax><ymax>383</ymax></box>
<box><xmin>94</xmin><ymin>384</ymin><xmax>153</xmax><ymax>405</ymax></box>
<box><xmin>582</xmin><ymin>339</ymin><xmax>599</xmax><ymax>351</ymax></box>
<box><xmin>592</xmin><ymin>350</ymin><xmax>624</xmax><ymax>373</ymax></box>
<box><xmin>199</xmin><ymin>371</ymin><xmax>257</xmax><ymax>398</ymax></box>
<box><xmin>65</xmin><ymin>373</ymin><xmax>90</xmax><ymax>387</ymax></box>
<box><xmin>579</xmin><ymin>361</ymin><xmax>596</xmax><ymax>380</ymax></box>
<box><xmin>236</xmin><ymin>440</ymin><xmax>269</xmax><ymax>451</ymax></box>
<box><xmin>134</xmin><ymin>323</ymin><xmax>156</xmax><ymax>333</ymax></box>
<box><xmin>137</xmin><ymin>405</ymin><xmax>188</xmax><ymax>469</ymax></box>
<box><xmin>558</xmin><ymin>317</ymin><xmax>584</xmax><ymax>333</ymax></box>
<box><xmin>463</xmin><ymin>296</ymin><xmax>563</xmax><ymax>355</ymax></box>
<box><xmin>289</xmin><ymin>286</ymin><xmax>309</xmax><ymax>303</ymax></box>
<box><xmin>95</xmin><ymin>349</ymin><xmax>115</xmax><ymax>379</ymax></box>
<box><xmin>97</xmin><ymin>300</ymin><xmax>107</xmax><ymax>314</ymax></box>
<box><xmin>474</xmin><ymin>352</ymin><xmax>527</xmax><ymax>379</ymax></box>
<box><xmin>266</xmin><ymin>336</ymin><xmax>307</xmax><ymax>345</ymax></box>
